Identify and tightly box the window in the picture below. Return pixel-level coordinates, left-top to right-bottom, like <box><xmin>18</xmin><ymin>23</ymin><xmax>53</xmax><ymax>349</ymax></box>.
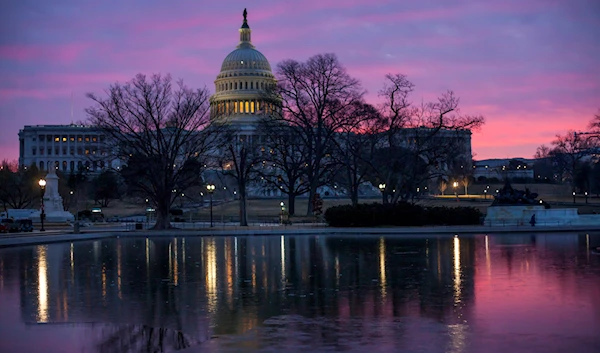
<box><xmin>85</xmin><ymin>135</ymin><xmax>90</xmax><ymax>142</ymax></box>
<box><xmin>250</xmin><ymin>82</ymin><xmax>253</xmax><ymax>89</ymax></box>
<box><xmin>77</xmin><ymin>135</ymin><xmax>82</xmax><ymax>142</ymax></box>
<box><xmin>100</xmin><ymin>135</ymin><xmax>105</xmax><ymax>142</ymax></box>
<box><xmin>70</xmin><ymin>135</ymin><xmax>75</xmax><ymax>142</ymax></box>
<box><xmin>47</xmin><ymin>135</ymin><xmax>52</xmax><ymax>142</ymax></box>
<box><xmin>70</xmin><ymin>148</ymin><xmax>74</xmax><ymax>155</ymax></box>
<box><xmin>32</xmin><ymin>147</ymin><xmax>36</xmax><ymax>156</ymax></box>
<box><xmin>70</xmin><ymin>161</ymin><xmax>74</xmax><ymax>170</ymax></box>
<box><xmin>39</xmin><ymin>135</ymin><xmax>44</xmax><ymax>141</ymax></box>
<box><xmin>40</xmin><ymin>147</ymin><xmax>44</xmax><ymax>155</ymax></box>
<box><xmin>245</xmin><ymin>101</ymin><xmax>249</xmax><ymax>113</ymax></box>
<box><xmin>62</xmin><ymin>136</ymin><xmax>67</xmax><ymax>142</ymax></box>
<box><xmin>62</xmin><ymin>161</ymin><xmax>67</xmax><ymax>171</ymax></box>
<box><xmin>77</xmin><ymin>148</ymin><xmax>82</xmax><ymax>155</ymax></box>
<box><xmin>250</xmin><ymin>101</ymin><xmax>255</xmax><ymax>113</ymax></box>
<box><xmin>62</xmin><ymin>148</ymin><xmax>66</xmax><ymax>155</ymax></box>
<box><xmin>54</xmin><ymin>161</ymin><xmax>59</xmax><ymax>170</ymax></box>
<box><xmin>77</xmin><ymin>161</ymin><xmax>82</xmax><ymax>169</ymax></box>
<box><xmin>239</xmin><ymin>101</ymin><xmax>243</xmax><ymax>112</ymax></box>
<box><xmin>245</xmin><ymin>82</ymin><xmax>248</xmax><ymax>89</ymax></box>
<box><xmin>55</xmin><ymin>148</ymin><xmax>59</xmax><ymax>155</ymax></box>
<box><xmin>48</xmin><ymin>148</ymin><xmax>52</xmax><ymax>156</ymax></box>
<box><xmin>54</xmin><ymin>135</ymin><xmax>59</xmax><ymax>142</ymax></box>
<box><xmin>85</xmin><ymin>149</ymin><xmax>89</xmax><ymax>155</ymax></box>
<box><xmin>92</xmin><ymin>136</ymin><xmax>97</xmax><ymax>142</ymax></box>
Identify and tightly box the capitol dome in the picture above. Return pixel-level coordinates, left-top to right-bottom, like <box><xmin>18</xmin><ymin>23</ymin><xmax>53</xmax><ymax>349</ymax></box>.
<box><xmin>220</xmin><ymin>47</ymin><xmax>272</xmax><ymax>72</ymax></box>
<box><xmin>210</xmin><ymin>9</ymin><xmax>278</xmax><ymax>124</ymax></box>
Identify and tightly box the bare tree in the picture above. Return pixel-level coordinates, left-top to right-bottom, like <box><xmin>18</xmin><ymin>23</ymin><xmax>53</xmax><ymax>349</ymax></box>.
<box><xmin>85</xmin><ymin>74</ymin><xmax>219</xmax><ymax>229</ymax></box>
<box><xmin>0</xmin><ymin>160</ymin><xmax>41</xmax><ymax>211</ymax></box>
<box><xmin>218</xmin><ymin>127</ymin><xmax>263</xmax><ymax>226</ymax></box>
<box><xmin>270</xmin><ymin>53</ymin><xmax>364</xmax><ymax>215</ymax></box>
<box><xmin>256</xmin><ymin>120</ymin><xmax>310</xmax><ymax>215</ymax></box>
<box><xmin>331</xmin><ymin>101</ymin><xmax>381</xmax><ymax>206</ymax></box>
<box><xmin>550</xmin><ymin>130</ymin><xmax>595</xmax><ymax>186</ymax></box>
<box><xmin>439</xmin><ymin>179</ymin><xmax>448</xmax><ymax>195</ymax></box>
<box><xmin>374</xmin><ymin>74</ymin><xmax>484</xmax><ymax>203</ymax></box>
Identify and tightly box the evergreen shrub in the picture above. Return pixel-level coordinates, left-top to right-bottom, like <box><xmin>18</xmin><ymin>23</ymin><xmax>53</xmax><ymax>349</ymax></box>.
<box><xmin>324</xmin><ymin>202</ymin><xmax>482</xmax><ymax>227</ymax></box>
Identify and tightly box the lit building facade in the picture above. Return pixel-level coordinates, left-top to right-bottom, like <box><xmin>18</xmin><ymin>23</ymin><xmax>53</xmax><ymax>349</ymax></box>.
<box><xmin>18</xmin><ymin>124</ymin><xmax>118</xmax><ymax>172</ymax></box>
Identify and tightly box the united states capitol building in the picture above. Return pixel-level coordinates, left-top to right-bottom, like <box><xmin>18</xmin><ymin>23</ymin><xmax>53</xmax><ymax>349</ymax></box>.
<box><xmin>18</xmin><ymin>10</ymin><xmax>471</xmax><ymax>197</ymax></box>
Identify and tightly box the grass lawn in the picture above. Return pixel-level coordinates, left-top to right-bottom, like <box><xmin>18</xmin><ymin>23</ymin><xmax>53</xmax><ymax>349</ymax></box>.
<box><xmin>86</xmin><ymin>183</ymin><xmax>600</xmax><ymax>221</ymax></box>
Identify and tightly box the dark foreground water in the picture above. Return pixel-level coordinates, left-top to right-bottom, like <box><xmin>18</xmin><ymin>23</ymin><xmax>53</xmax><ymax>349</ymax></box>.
<box><xmin>1</xmin><ymin>233</ymin><xmax>599</xmax><ymax>353</ymax></box>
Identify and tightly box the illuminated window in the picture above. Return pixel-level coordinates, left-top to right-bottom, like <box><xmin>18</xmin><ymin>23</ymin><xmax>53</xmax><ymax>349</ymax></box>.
<box><xmin>239</xmin><ymin>101</ymin><xmax>243</xmax><ymax>112</ymax></box>
<box><xmin>62</xmin><ymin>136</ymin><xmax>67</xmax><ymax>142</ymax></box>
<box><xmin>245</xmin><ymin>101</ymin><xmax>249</xmax><ymax>113</ymax></box>
<box><xmin>250</xmin><ymin>101</ymin><xmax>255</xmax><ymax>113</ymax></box>
<box><xmin>70</xmin><ymin>135</ymin><xmax>75</xmax><ymax>142</ymax></box>
<box><xmin>77</xmin><ymin>135</ymin><xmax>82</xmax><ymax>142</ymax></box>
<box><xmin>85</xmin><ymin>136</ymin><xmax>90</xmax><ymax>142</ymax></box>
<box><xmin>85</xmin><ymin>149</ymin><xmax>89</xmax><ymax>155</ymax></box>
<box><xmin>92</xmin><ymin>136</ymin><xmax>97</xmax><ymax>142</ymax></box>
<box><xmin>54</xmin><ymin>136</ymin><xmax>59</xmax><ymax>142</ymax></box>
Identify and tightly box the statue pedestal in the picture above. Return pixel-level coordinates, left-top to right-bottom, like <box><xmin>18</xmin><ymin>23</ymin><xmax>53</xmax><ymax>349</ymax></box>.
<box><xmin>484</xmin><ymin>205</ymin><xmax>544</xmax><ymax>226</ymax></box>
<box><xmin>485</xmin><ymin>205</ymin><xmax>599</xmax><ymax>226</ymax></box>
<box><xmin>32</xmin><ymin>168</ymin><xmax>74</xmax><ymax>223</ymax></box>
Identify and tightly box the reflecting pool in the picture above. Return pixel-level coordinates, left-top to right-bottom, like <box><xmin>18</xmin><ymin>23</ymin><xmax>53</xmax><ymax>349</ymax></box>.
<box><xmin>1</xmin><ymin>233</ymin><xmax>599</xmax><ymax>352</ymax></box>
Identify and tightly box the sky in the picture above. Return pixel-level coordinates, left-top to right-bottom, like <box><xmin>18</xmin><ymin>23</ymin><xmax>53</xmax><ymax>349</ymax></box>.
<box><xmin>0</xmin><ymin>0</ymin><xmax>599</xmax><ymax>161</ymax></box>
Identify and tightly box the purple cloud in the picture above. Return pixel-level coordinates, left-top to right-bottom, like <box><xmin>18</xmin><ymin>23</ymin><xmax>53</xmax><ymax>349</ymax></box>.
<box><xmin>0</xmin><ymin>0</ymin><xmax>598</xmax><ymax>161</ymax></box>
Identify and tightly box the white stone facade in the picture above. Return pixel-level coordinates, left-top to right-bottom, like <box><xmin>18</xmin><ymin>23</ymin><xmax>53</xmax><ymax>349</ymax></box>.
<box><xmin>18</xmin><ymin>124</ymin><xmax>120</xmax><ymax>173</ymax></box>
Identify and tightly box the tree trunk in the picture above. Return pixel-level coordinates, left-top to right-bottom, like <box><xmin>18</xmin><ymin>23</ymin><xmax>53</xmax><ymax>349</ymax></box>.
<box><xmin>288</xmin><ymin>193</ymin><xmax>296</xmax><ymax>216</ymax></box>
<box><xmin>350</xmin><ymin>187</ymin><xmax>359</xmax><ymax>206</ymax></box>
<box><xmin>152</xmin><ymin>198</ymin><xmax>171</xmax><ymax>229</ymax></box>
<box><xmin>239</xmin><ymin>184</ymin><xmax>248</xmax><ymax>226</ymax></box>
<box><xmin>306</xmin><ymin>183</ymin><xmax>317</xmax><ymax>216</ymax></box>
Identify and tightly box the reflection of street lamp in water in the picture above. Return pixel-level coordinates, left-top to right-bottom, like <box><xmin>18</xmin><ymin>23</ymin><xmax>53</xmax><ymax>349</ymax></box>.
<box><xmin>38</xmin><ymin>179</ymin><xmax>46</xmax><ymax>231</ymax></box>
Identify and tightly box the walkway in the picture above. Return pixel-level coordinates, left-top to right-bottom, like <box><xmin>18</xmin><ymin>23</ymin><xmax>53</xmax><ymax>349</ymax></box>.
<box><xmin>1</xmin><ymin>223</ymin><xmax>600</xmax><ymax>248</ymax></box>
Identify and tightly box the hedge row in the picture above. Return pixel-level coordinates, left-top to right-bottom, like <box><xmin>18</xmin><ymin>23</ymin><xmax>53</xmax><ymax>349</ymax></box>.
<box><xmin>324</xmin><ymin>202</ymin><xmax>482</xmax><ymax>227</ymax></box>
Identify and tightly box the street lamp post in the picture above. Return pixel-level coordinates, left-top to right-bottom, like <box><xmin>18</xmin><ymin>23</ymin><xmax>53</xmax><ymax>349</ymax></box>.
<box><xmin>453</xmin><ymin>181</ymin><xmax>459</xmax><ymax>201</ymax></box>
<box><xmin>573</xmin><ymin>191</ymin><xmax>576</xmax><ymax>204</ymax></box>
<box><xmin>206</xmin><ymin>184</ymin><xmax>215</xmax><ymax>227</ymax></box>
<box><xmin>378</xmin><ymin>183</ymin><xmax>386</xmax><ymax>203</ymax></box>
<box><xmin>38</xmin><ymin>179</ymin><xmax>46</xmax><ymax>232</ymax></box>
<box><xmin>585</xmin><ymin>191</ymin><xmax>588</xmax><ymax>204</ymax></box>
<box><xmin>280</xmin><ymin>201</ymin><xmax>286</xmax><ymax>224</ymax></box>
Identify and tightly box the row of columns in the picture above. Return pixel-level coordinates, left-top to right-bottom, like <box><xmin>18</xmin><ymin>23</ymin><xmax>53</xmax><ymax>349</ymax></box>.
<box><xmin>217</xmin><ymin>81</ymin><xmax>274</xmax><ymax>92</ymax></box>
<box><xmin>211</xmin><ymin>99</ymin><xmax>278</xmax><ymax>116</ymax></box>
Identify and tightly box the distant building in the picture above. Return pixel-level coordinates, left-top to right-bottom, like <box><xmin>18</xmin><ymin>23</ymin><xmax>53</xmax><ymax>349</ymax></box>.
<box><xmin>18</xmin><ymin>124</ymin><xmax>120</xmax><ymax>173</ymax></box>
<box><xmin>473</xmin><ymin>158</ymin><xmax>534</xmax><ymax>180</ymax></box>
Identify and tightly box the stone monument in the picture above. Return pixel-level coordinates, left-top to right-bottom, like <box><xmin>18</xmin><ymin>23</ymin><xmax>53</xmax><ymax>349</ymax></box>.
<box><xmin>484</xmin><ymin>180</ymin><xmax>599</xmax><ymax>226</ymax></box>
<box><xmin>33</xmin><ymin>168</ymin><xmax>75</xmax><ymax>222</ymax></box>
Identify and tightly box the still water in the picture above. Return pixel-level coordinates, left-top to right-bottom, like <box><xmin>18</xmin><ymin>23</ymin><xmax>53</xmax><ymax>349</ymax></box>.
<box><xmin>0</xmin><ymin>233</ymin><xmax>599</xmax><ymax>353</ymax></box>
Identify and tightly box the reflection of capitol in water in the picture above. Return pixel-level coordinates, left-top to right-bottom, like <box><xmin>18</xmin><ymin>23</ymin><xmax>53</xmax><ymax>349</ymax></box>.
<box><xmin>13</xmin><ymin>236</ymin><xmax>478</xmax><ymax>334</ymax></box>
<box><xmin>4</xmin><ymin>232</ymin><xmax>599</xmax><ymax>351</ymax></box>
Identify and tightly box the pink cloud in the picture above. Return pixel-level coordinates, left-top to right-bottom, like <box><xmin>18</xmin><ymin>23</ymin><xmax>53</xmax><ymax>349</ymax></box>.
<box><xmin>0</xmin><ymin>43</ymin><xmax>91</xmax><ymax>64</ymax></box>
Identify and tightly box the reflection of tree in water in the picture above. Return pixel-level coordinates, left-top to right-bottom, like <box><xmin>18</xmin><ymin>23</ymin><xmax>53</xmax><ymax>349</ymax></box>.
<box><xmin>94</xmin><ymin>324</ymin><xmax>193</xmax><ymax>353</ymax></box>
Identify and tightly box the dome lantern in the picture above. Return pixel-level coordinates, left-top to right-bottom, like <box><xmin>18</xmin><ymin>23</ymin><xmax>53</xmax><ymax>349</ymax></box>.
<box><xmin>239</xmin><ymin>8</ymin><xmax>253</xmax><ymax>49</ymax></box>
